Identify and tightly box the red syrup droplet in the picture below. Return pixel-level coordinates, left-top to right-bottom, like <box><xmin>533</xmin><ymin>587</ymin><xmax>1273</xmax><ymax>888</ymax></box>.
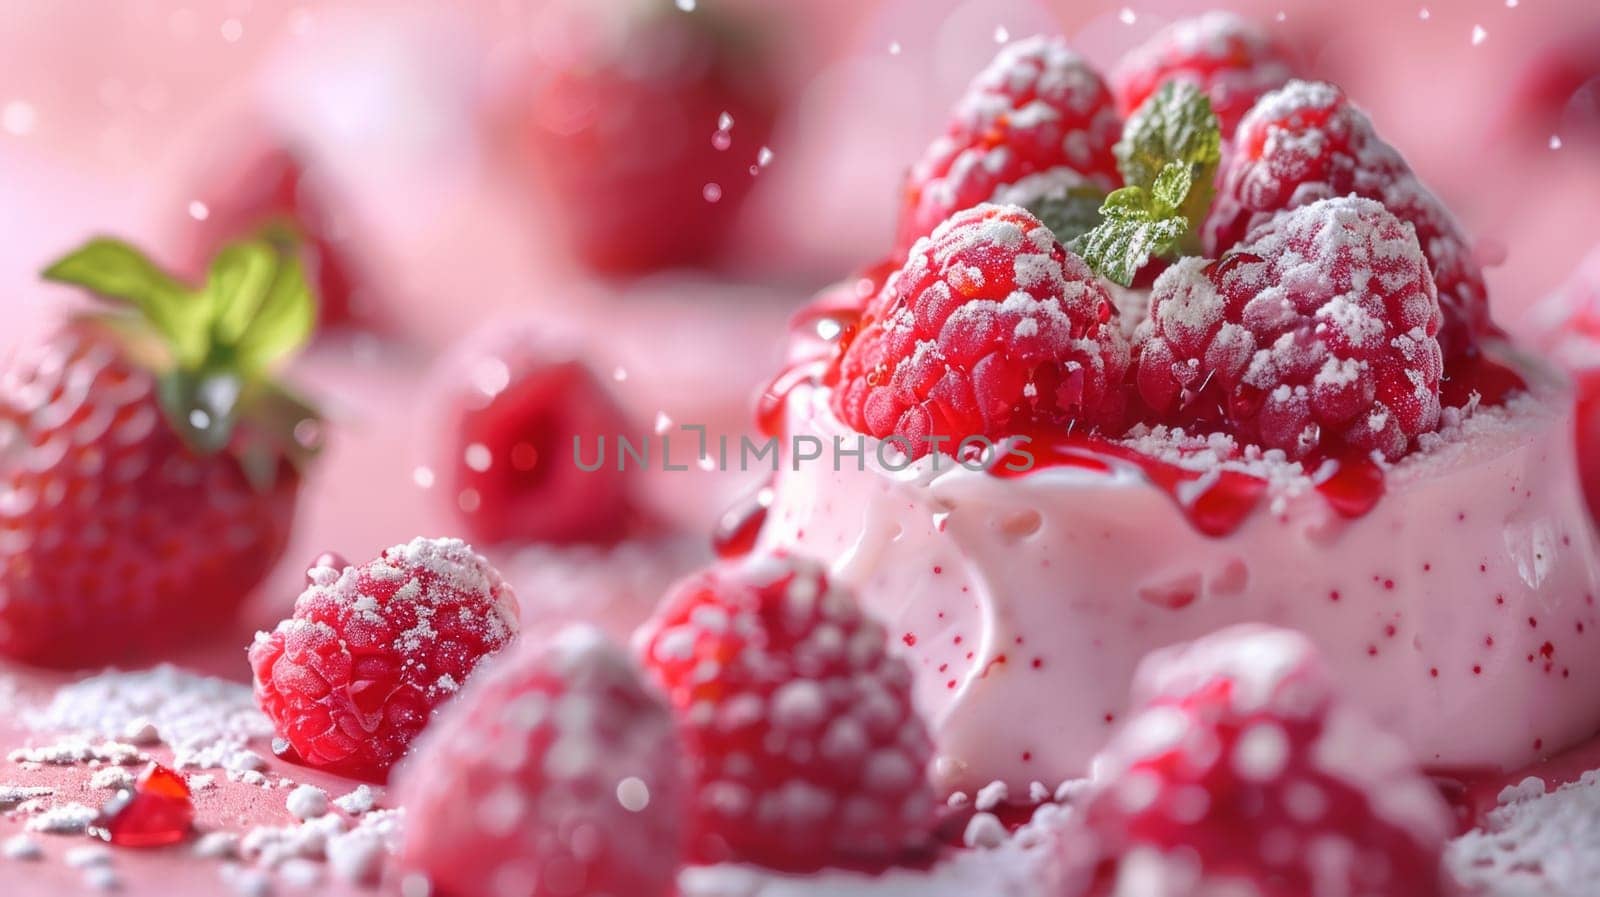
<box><xmin>712</xmin><ymin>479</ymin><xmax>774</xmax><ymax>559</ymax></box>
<box><xmin>991</xmin><ymin>431</ymin><xmax>1267</xmax><ymax>537</ymax></box>
<box><xmin>755</xmin><ymin>361</ymin><xmax>823</xmax><ymax>438</ymax></box>
<box><xmin>1314</xmin><ymin>450</ymin><xmax>1387</xmax><ymax>518</ymax></box>
<box><xmin>99</xmin><ymin>763</ymin><xmax>194</xmax><ymax>847</ymax></box>
<box><xmin>1440</xmin><ymin>350</ymin><xmax>1528</xmax><ymax>408</ymax></box>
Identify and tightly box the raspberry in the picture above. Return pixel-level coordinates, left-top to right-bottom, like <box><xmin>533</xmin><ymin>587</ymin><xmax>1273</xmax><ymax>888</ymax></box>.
<box><xmin>833</xmin><ymin>204</ymin><xmax>1129</xmax><ymax>458</ymax></box>
<box><xmin>635</xmin><ymin>553</ymin><xmax>936</xmax><ymax>872</ymax></box>
<box><xmin>1086</xmin><ymin>625</ymin><xmax>1452</xmax><ymax>897</ymax></box>
<box><xmin>1205</xmin><ymin>80</ymin><xmax>1490</xmax><ymax>361</ymax></box>
<box><xmin>897</xmin><ymin>36</ymin><xmax>1122</xmax><ymax>255</ymax></box>
<box><xmin>1136</xmin><ymin>196</ymin><xmax>1443</xmax><ymax>460</ymax></box>
<box><xmin>249</xmin><ymin>538</ymin><xmax>520</xmax><ymax>780</ymax></box>
<box><xmin>513</xmin><ymin>0</ymin><xmax>777</xmax><ymax>273</ymax></box>
<box><xmin>1110</xmin><ymin>11</ymin><xmax>1294</xmax><ymax>137</ymax></box>
<box><xmin>396</xmin><ymin>625</ymin><xmax>684</xmax><ymax>897</ymax></box>
<box><xmin>441</xmin><ymin>326</ymin><xmax>635</xmax><ymax>545</ymax></box>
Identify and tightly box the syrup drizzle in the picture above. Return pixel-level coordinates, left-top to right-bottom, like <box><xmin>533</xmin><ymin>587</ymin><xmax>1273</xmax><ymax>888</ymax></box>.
<box><xmin>712</xmin><ymin>479</ymin><xmax>775</xmax><ymax>559</ymax></box>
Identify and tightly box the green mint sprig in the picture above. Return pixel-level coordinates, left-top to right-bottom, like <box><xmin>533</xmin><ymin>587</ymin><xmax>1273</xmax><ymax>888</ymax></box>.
<box><xmin>1069</xmin><ymin>81</ymin><xmax>1222</xmax><ymax>286</ymax></box>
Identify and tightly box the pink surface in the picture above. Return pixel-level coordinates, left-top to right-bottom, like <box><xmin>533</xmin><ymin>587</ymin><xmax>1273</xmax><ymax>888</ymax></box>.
<box><xmin>4</xmin><ymin>1</ymin><xmax>1600</xmax><ymax>894</ymax></box>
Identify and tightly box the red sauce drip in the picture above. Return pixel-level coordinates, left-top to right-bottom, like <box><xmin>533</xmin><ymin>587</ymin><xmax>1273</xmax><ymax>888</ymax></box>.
<box><xmin>711</xmin><ymin>479</ymin><xmax>774</xmax><ymax>559</ymax></box>
<box><xmin>99</xmin><ymin>763</ymin><xmax>194</xmax><ymax>847</ymax></box>
<box><xmin>1314</xmin><ymin>450</ymin><xmax>1386</xmax><ymax>518</ymax></box>
<box><xmin>991</xmin><ymin>431</ymin><xmax>1269</xmax><ymax>537</ymax></box>
<box><xmin>754</xmin><ymin>361</ymin><xmax>823</xmax><ymax>438</ymax></box>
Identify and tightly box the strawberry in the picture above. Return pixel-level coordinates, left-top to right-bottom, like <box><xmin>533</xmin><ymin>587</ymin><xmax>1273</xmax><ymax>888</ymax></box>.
<box><xmin>634</xmin><ymin>552</ymin><xmax>937</xmax><ymax>872</ymax></box>
<box><xmin>897</xmin><ymin>36</ymin><xmax>1123</xmax><ymax>256</ymax></box>
<box><xmin>249</xmin><ymin>538</ymin><xmax>520</xmax><ymax>781</ymax></box>
<box><xmin>177</xmin><ymin>143</ymin><xmax>366</xmax><ymax>330</ymax></box>
<box><xmin>1135</xmin><ymin>196</ymin><xmax>1443</xmax><ymax>460</ymax></box>
<box><xmin>1110</xmin><ymin>11</ymin><xmax>1294</xmax><ymax>138</ymax></box>
<box><xmin>0</xmin><ymin>237</ymin><xmax>320</xmax><ymax>668</ymax></box>
<box><xmin>396</xmin><ymin>625</ymin><xmax>683</xmax><ymax>897</ymax></box>
<box><xmin>1205</xmin><ymin>80</ymin><xmax>1491</xmax><ymax>362</ymax></box>
<box><xmin>1086</xmin><ymin>624</ymin><xmax>1452</xmax><ymax>897</ymax></box>
<box><xmin>440</xmin><ymin>327</ymin><xmax>636</xmax><ymax>545</ymax></box>
<box><xmin>512</xmin><ymin>0</ymin><xmax>778</xmax><ymax>273</ymax></box>
<box><xmin>832</xmin><ymin>204</ymin><xmax>1129</xmax><ymax>458</ymax></box>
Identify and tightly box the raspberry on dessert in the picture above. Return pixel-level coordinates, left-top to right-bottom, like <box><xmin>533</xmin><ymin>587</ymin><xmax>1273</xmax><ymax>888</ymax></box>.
<box><xmin>1110</xmin><ymin>11</ymin><xmax>1294</xmax><ymax>137</ymax></box>
<box><xmin>897</xmin><ymin>36</ymin><xmax>1123</xmax><ymax>255</ymax></box>
<box><xmin>179</xmin><ymin>143</ymin><xmax>365</xmax><ymax>329</ymax></box>
<box><xmin>512</xmin><ymin>0</ymin><xmax>778</xmax><ymax>273</ymax></box>
<box><xmin>1135</xmin><ymin>196</ymin><xmax>1443</xmax><ymax>460</ymax></box>
<box><xmin>1086</xmin><ymin>624</ymin><xmax>1453</xmax><ymax>897</ymax></box>
<box><xmin>396</xmin><ymin>625</ymin><xmax>683</xmax><ymax>897</ymax></box>
<box><xmin>1204</xmin><ymin>80</ymin><xmax>1490</xmax><ymax>361</ymax></box>
<box><xmin>1</xmin><ymin>238</ymin><xmax>317</xmax><ymax>669</ymax></box>
<box><xmin>634</xmin><ymin>552</ymin><xmax>937</xmax><ymax>872</ymax></box>
<box><xmin>441</xmin><ymin>327</ymin><xmax>636</xmax><ymax>545</ymax></box>
<box><xmin>249</xmin><ymin>538</ymin><xmax>519</xmax><ymax>780</ymax></box>
<box><xmin>833</xmin><ymin>204</ymin><xmax>1129</xmax><ymax>458</ymax></box>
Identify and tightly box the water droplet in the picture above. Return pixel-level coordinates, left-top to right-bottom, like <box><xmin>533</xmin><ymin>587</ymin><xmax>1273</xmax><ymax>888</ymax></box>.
<box><xmin>703</xmin><ymin>183</ymin><xmax>723</xmax><ymax>203</ymax></box>
<box><xmin>717</xmin><ymin>111</ymin><xmax>734</xmax><ymax>131</ymax></box>
<box><xmin>292</xmin><ymin>419</ymin><xmax>322</xmax><ymax>450</ymax></box>
<box><xmin>993</xmin><ymin>25</ymin><xmax>1009</xmax><ymax>43</ymax></box>
<box><xmin>1118</xmin><ymin>8</ymin><xmax>1136</xmax><ymax>25</ymax></box>
<box><xmin>654</xmin><ymin>411</ymin><xmax>673</xmax><ymax>435</ymax></box>
<box><xmin>616</xmin><ymin>777</ymin><xmax>650</xmax><ymax>812</ymax></box>
<box><xmin>464</xmin><ymin>443</ymin><xmax>492</xmax><ymax>472</ymax></box>
<box><xmin>888</xmin><ymin>41</ymin><xmax>901</xmax><ymax>55</ymax></box>
<box><xmin>757</xmin><ymin>146</ymin><xmax>774</xmax><ymax>167</ymax></box>
<box><xmin>220</xmin><ymin>18</ymin><xmax>244</xmax><ymax>42</ymax></box>
<box><xmin>412</xmin><ymin>466</ymin><xmax>435</xmax><ymax>489</ymax></box>
<box><xmin>2</xmin><ymin>101</ymin><xmax>37</xmax><ymax>137</ymax></box>
<box><xmin>1471</xmin><ymin>24</ymin><xmax>1487</xmax><ymax>45</ymax></box>
<box><xmin>711</xmin><ymin>129</ymin><xmax>732</xmax><ymax>151</ymax></box>
<box><xmin>1550</xmin><ymin>134</ymin><xmax>1564</xmax><ymax>150</ymax></box>
<box><xmin>675</xmin><ymin>0</ymin><xmax>695</xmax><ymax>10</ymax></box>
<box><xmin>187</xmin><ymin>201</ymin><xmax>209</xmax><ymax>221</ymax></box>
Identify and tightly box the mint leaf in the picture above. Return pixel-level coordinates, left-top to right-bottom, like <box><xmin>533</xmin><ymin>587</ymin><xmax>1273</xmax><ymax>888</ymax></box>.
<box><xmin>1026</xmin><ymin>186</ymin><xmax>1108</xmax><ymax>246</ymax></box>
<box><xmin>203</xmin><ymin>239</ymin><xmax>315</xmax><ymax>377</ymax></box>
<box><xmin>1071</xmin><ymin>180</ymin><xmax>1189</xmax><ymax>287</ymax></box>
<box><xmin>1072</xmin><ymin>81</ymin><xmax>1222</xmax><ymax>285</ymax></box>
<box><xmin>1116</xmin><ymin>81</ymin><xmax>1222</xmax><ymax>191</ymax></box>
<box><xmin>42</xmin><ymin>239</ymin><xmax>196</xmax><ymax>351</ymax></box>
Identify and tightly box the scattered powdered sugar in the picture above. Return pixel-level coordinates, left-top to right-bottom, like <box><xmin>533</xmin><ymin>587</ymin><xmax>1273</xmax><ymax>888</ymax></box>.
<box><xmin>2</xmin><ymin>833</ymin><xmax>42</xmax><ymax>860</ymax></box>
<box><xmin>0</xmin><ymin>784</ymin><xmax>54</xmax><ymax>809</ymax></box>
<box><xmin>1447</xmin><ymin>771</ymin><xmax>1600</xmax><ymax>896</ymax></box>
<box><xmin>89</xmin><ymin>767</ymin><xmax>135</xmax><ymax>791</ymax></box>
<box><xmin>333</xmin><ymin>784</ymin><xmax>377</xmax><ymax>816</ymax></box>
<box><xmin>286</xmin><ymin>785</ymin><xmax>329</xmax><ymax>821</ymax></box>
<box><xmin>24</xmin><ymin>803</ymin><xmax>99</xmax><ymax>834</ymax></box>
<box><xmin>24</xmin><ymin>665</ymin><xmax>272</xmax><ymax>775</ymax></box>
<box><xmin>8</xmin><ymin>739</ymin><xmax>144</xmax><ymax>767</ymax></box>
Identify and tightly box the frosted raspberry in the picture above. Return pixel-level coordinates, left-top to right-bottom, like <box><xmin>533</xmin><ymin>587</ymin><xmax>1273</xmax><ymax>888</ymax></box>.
<box><xmin>440</xmin><ymin>326</ymin><xmax>636</xmax><ymax>545</ymax></box>
<box><xmin>897</xmin><ymin>36</ymin><xmax>1122</xmax><ymax>255</ymax></box>
<box><xmin>396</xmin><ymin>625</ymin><xmax>684</xmax><ymax>897</ymax></box>
<box><xmin>834</xmin><ymin>204</ymin><xmax>1129</xmax><ymax>458</ymax></box>
<box><xmin>1136</xmin><ymin>197</ymin><xmax>1442</xmax><ymax>460</ymax></box>
<box><xmin>1110</xmin><ymin>11</ymin><xmax>1294</xmax><ymax>136</ymax></box>
<box><xmin>635</xmin><ymin>553</ymin><xmax>936</xmax><ymax>872</ymax></box>
<box><xmin>1205</xmin><ymin>80</ymin><xmax>1490</xmax><ymax>361</ymax></box>
<box><xmin>1086</xmin><ymin>625</ymin><xmax>1452</xmax><ymax>897</ymax></box>
<box><xmin>249</xmin><ymin>538</ymin><xmax>520</xmax><ymax>780</ymax></box>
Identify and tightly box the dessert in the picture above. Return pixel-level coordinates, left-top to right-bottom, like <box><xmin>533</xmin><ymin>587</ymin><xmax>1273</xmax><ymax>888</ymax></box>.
<box><xmin>755</xmin><ymin>35</ymin><xmax>1600</xmax><ymax>800</ymax></box>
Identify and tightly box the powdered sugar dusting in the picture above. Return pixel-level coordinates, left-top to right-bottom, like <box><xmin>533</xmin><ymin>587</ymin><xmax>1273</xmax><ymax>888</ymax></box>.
<box><xmin>23</xmin><ymin>665</ymin><xmax>272</xmax><ymax>775</ymax></box>
<box><xmin>1448</xmin><ymin>771</ymin><xmax>1600</xmax><ymax>896</ymax></box>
